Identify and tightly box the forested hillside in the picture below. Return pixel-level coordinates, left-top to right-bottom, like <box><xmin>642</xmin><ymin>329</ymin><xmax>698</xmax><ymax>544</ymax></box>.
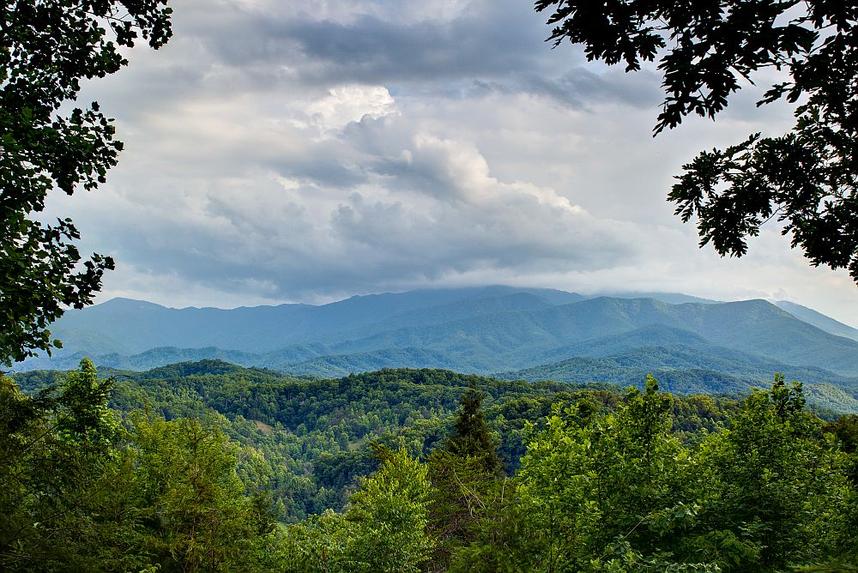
<box><xmin>18</xmin><ymin>289</ymin><xmax>858</xmax><ymax>403</ymax></box>
<box><xmin>4</xmin><ymin>360</ymin><xmax>857</xmax><ymax>571</ymax></box>
<box><xmin>4</xmin><ymin>0</ymin><xmax>858</xmax><ymax>571</ymax></box>
<box><xmin>11</xmin><ymin>361</ymin><xmax>624</xmax><ymax>520</ymax></box>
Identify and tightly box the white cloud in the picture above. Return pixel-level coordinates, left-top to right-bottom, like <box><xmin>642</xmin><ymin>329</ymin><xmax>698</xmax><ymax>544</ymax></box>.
<box><xmin>307</xmin><ymin>84</ymin><xmax>396</xmax><ymax>131</ymax></box>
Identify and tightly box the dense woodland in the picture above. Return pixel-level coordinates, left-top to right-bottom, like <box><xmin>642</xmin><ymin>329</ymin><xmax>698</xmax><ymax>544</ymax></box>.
<box><xmin>2</xmin><ymin>1</ymin><xmax>858</xmax><ymax>571</ymax></box>
<box><xmin>3</xmin><ymin>360</ymin><xmax>857</xmax><ymax>572</ymax></box>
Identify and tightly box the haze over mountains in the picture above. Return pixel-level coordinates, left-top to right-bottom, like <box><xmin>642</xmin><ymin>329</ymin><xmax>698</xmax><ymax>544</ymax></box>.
<box><xmin>15</xmin><ymin>286</ymin><xmax>858</xmax><ymax>400</ymax></box>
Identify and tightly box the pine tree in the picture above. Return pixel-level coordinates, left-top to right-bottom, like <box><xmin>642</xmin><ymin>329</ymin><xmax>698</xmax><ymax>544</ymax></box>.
<box><xmin>444</xmin><ymin>383</ymin><xmax>501</xmax><ymax>475</ymax></box>
<box><xmin>428</xmin><ymin>383</ymin><xmax>504</xmax><ymax>568</ymax></box>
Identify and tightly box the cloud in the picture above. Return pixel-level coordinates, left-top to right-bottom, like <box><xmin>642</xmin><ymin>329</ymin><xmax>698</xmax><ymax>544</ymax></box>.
<box><xmin>38</xmin><ymin>0</ymin><xmax>858</xmax><ymax>325</ymax></box>
<box><xmin>307</xmin><ymin>85</ymin><xmax>397</xmax><ymax>131</ymax></box>
<box><xmin>55</xmin><ymin>104</ymin><xmax>636</xmax><ymax>300</ymax></box>
<box><xmin>198</xmin><ymin>0</ymin><xmax>549</xmax><ymax>82</ymax></box>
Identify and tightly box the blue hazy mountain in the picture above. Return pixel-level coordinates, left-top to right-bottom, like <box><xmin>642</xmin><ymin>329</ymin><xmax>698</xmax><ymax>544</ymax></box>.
<box><xmin>775</xmin><ymin>300</ymin><xmax>858</xmax><ymax>342</ymax></box>
<box><xmin>595</xmin><ymin>292</ymin><xmax>719</xmax><ymax>305</ymax></box>
<box><xmin>16</xmin><ymin>287</ymin><xmax>858</xmax><ymax>398</ymax></box>
<box><xmin>42</xmin><ymin>286</ymin><xmax>583</xmax><ymax>355</ymax></box>
<box><xmin>497</xmin><ymin>342</ymin><xmax>858</xmax><ymax>392</ymax></box>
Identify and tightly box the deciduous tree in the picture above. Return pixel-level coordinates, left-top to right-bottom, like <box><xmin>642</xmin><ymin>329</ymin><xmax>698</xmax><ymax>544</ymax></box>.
<box><xmin>536</xmin><ymin>0</ymin><xmax>858</xmax><ymax>282</ymax></box>
<box><xmin>1</xmin><ymin>0</ymin><xmax>173</xmax><ymax>365</ymax></box>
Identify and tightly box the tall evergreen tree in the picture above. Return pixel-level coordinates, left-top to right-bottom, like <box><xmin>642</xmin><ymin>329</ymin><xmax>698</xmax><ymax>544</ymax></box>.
<box><xmin>428</xmin><ymin>384</ymin><xmax>504</xmax><ymax>568</ymax></box>
<box><xmin>444</xmin><ymin>383</ymin><xmax>502</xmax><ymax>475</ymax></box>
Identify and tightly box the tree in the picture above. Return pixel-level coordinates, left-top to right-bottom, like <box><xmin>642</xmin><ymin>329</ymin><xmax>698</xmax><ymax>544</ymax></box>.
<box><xmin>444</xmin><ymin>383</ymin><xmax>502</xmax><ymax>475</ymax></box>
<box><xmin>477</xmin><ymin>377</ymin><xmax>710</xmax><ymax>572</ymax></box>
<box><xmin>123</xmin><ymin>414</ymin><xmax>274</xmax><ymax>572</ymax></box>
<box><xmin>0</xmin><ymin>359</ymin><xmax>125</xmax><ymax>571</ymax></box>
<box><xmin>428</xmin><ymin>384</ymin><xmax>504</xmax><ymax>567</ymax></box>
<box><xmin>0</xmin><ymin>0</ymin><xmax>173</xmax><ymax>366</ymax></box>
<box><xmin>535</xmin><ymin>0</ymin><xmax>858</xmax><ymax>282</ymax></box>
<box><xmin>454</xmin><ymin>376</ymin><xmax>854</xmax><ymax>572</ymax></box>
<box><xmin>1</xmin><ymin>358</ymin><xmax>277</xmax><ymax>572</ymax></box>
<box><xmin>276</xmin><ymin>447</ymin><xmax>435</xmax><ymax>573</ymax></box>
<box><xmin>687</xmin><ymin>377</ymin><xmax>852</xmax><ymax>571</ymax></box>
<box><xmin>343</xmin><ymin>447</ymin><xmax>435</xmax><ymax>573</ymax></box>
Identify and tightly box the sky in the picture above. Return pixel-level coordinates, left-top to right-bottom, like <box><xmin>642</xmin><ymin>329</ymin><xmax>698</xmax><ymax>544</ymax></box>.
<box><xmin>45</xmin><ymin>0</ymin><xmax>858</xmax><ymax>325</ymax></box>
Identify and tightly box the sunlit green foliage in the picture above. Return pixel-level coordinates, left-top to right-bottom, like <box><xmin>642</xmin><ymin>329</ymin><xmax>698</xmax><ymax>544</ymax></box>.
<box><xmin>683</xmin><ymin>377</ymin><xmax>851</xmax><ymax>570</ymax></box>
<box><xmin>0</xmin><ymin>360</ymin><xmax>272</xmax><ymax>571</ymax></box>
<box><xmin>117</xmin><ymin>414</ymin><xmax>274</xmax><ymax>572</ymax></box>
<box><xmin>454</xmin><ymin>376</ymin><xmax>855</xmax><ymax>572</ymax></box>
<box><xmin>276</xmin><ymin>447</ymin><xmax>434</xmax><ymax>573</ymax></box>
<box><xmin>3</xmin><ymin>361</ymin><xmax>857</xmax><ymax>571</ymax></box>
<box><xmin>470</xmin><ymin>376</ymin><xmax>709</xmax><ymax>572</ymax></box>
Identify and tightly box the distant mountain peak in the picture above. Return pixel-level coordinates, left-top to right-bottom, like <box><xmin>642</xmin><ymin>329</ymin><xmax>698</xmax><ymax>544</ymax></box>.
<box><xmin>775</xmin><ymin>300</ymin><xmax>858</xmax><ymax>342</ymax></box>
<box><xmin>18</xmin><ymin>288</ymin><xmax>858</xmax><ymax>389</ymax></box>
<box><xmin>102</xmin><ymin>296</ymin><xmax>163</xmax><ymax>307</ymax></box>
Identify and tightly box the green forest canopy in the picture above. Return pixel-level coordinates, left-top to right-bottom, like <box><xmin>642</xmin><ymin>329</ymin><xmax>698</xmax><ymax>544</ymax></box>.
<box><xmin>2</xmin><ymin>360</ymin><xmax>857</xmax><ymax>571</ymax></box>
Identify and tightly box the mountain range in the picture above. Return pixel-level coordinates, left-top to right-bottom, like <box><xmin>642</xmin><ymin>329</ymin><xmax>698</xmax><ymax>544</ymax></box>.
<box><xmin>15</xmin><ymin>286</ymin><xmax>858</xmax><ymax>403</ymax></box>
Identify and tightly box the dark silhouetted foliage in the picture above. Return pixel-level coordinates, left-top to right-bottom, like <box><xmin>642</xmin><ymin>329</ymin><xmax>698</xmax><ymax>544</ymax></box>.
<box><xmin>0</xmin><ymin>0</ymin><xmax>173</xmax><ymax>365</ymax></box>
<box><xmin>536</xmin><ymin>0</ymin><xmax>858</xmax><ymax>283</ymax></box>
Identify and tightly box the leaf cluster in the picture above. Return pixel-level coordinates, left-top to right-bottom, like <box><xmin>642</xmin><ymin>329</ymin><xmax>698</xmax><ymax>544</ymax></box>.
<box><xmin>536</xmin><ymin>0</ymin><xmax>858</xmax><ymax>282</ymax></box>
<box><xmin>1</xmin><ymin>0</ymin><xmax>173</xmax><ymax>365</ymax></box>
